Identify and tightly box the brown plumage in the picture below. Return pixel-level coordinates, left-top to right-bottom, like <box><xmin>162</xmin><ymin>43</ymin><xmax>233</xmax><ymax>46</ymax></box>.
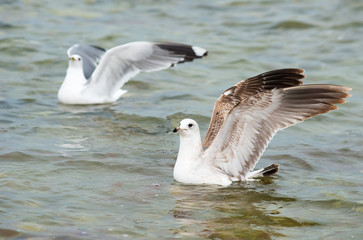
<box><xmin>203</xmin><ymin>68</ymin><xmax>306</xmax><ymax>150</ymax></box>
<box><xmin>201</xmin><ymin>68</ymin><xmax>351</xmax><ymax>178</ymax></box>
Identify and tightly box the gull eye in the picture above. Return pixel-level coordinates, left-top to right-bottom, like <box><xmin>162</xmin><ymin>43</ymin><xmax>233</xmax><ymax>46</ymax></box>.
<box><xmin>188</xmin><ymin>123</ymin><xmax>193</xmax><ymax>128</ymax></box>
<box><xmin>78</xmin><ymin>57</ymin><xmax>81</xmax><ymax>61</ymax></box>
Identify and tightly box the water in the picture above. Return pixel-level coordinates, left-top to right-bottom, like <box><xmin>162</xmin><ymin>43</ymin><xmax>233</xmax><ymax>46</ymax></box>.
<box><xmin>1</xmin><ymin>0</ymin><xmax>362</xmax><ymax>239</ymax></box>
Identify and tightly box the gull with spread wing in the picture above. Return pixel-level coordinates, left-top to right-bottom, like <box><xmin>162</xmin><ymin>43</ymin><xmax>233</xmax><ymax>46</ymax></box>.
<box><xmin>173</xmin><ymin>68</ymin><xmax>351</xmax><ymax>186</ymax></box>
<box><xmin>58</xmin><ymin>41</ymin><xmax>207</xmax><ymax>104</ymax></box>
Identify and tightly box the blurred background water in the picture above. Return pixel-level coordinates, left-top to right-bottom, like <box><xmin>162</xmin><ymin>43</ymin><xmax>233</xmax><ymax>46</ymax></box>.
<box><xmin>0</xmin><ymin>0</ymin><xmax>362</xmax><ymax>239</ymax></box>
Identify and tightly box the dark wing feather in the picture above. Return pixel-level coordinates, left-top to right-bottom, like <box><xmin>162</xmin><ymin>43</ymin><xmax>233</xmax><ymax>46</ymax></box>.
<box><xmin>155</xmin><ymin>42</ymin><xmax>208</xmax><ymax>62</ymax></box>
<box><xmin>202</xmin><ymin>68</ymin><xmax>305</xmax><ymax>150</ymax></box>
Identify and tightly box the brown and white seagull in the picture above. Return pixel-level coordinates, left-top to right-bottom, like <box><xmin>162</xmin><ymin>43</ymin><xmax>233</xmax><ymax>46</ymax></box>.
<box><xmin>173</xmin><ymin>68</ymin><xmax>351</xmax><ymax>186</ymax></box>
<box><xmin>58</xmin><ymin>41</ymin><xmax>207</xmax><ymax>104</ymax></box>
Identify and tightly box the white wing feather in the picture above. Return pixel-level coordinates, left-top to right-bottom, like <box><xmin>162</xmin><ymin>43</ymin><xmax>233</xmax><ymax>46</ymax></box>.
<box><xmin>86</xmin><ymin>41</ymin><xmax>206</xmax><ymax>99</ymax></box>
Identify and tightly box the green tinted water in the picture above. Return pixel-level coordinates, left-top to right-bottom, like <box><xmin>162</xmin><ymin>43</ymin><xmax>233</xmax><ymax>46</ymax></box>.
<box><xmin>0</xmin><ymin>0</ymin><xmax>362</xmax><ymax>239</ymax></box>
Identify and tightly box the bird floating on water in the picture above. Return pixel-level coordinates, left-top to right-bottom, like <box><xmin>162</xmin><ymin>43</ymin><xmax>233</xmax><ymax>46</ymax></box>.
<box><xmin>173</xmin><ymin>68</ymin><xmax>351</xmax><ymax>186</ymax></box>
<box><xmin>58</xmin><ymin>41</ymin><xmax>207</xmax><ymax>104</ymax></box>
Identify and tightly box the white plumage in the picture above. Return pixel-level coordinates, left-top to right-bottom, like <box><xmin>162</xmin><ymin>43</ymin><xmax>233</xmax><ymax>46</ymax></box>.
<box><xmin>58</xmin><ymin>41</ymin><xmax>207</xmax><ymax>105</ymax></box>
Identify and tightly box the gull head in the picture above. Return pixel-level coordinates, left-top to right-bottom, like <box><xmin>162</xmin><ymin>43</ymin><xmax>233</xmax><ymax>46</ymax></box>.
<box><xmin>68</xmin><ymin>54</ymin><xmax>83</xmax><ymax>67</ymax></box>
<box><xmin>173</xmin><ymin>118</ymin><xmax>200</xmax><ymax>137</ymax></box>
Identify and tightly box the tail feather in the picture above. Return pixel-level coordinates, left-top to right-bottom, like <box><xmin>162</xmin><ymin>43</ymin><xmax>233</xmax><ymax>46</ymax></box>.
<box><xmin>246</xmin><ymin>164</ymin><xmax>279</xmax><ymax>179</ymax></box>
<box><xmin>262</xmin><ymin>164</ymin><xmax>279</xmax><ymax>177</ymax></box>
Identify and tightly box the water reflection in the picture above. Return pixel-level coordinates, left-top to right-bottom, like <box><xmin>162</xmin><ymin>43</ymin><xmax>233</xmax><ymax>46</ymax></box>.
<box><xmin>169</xmin><ymin>182</ymin><xmax>318</xmax><ymax>239</ymax></box>
<box><xmin>57</xmin><ymin>103</ymin><xmax>116</xmax><ymax>114</ymax></box>
<box><xmin>59</xmin><ymin>136</ymin><xmax>89</xmax><ymax>155</ymax></box>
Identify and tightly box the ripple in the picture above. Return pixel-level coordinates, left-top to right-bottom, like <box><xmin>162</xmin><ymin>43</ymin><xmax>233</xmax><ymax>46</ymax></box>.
<box><xmin>302</xmin><ymin>198</ymin><xmax>363</xmax><ymax>215</ymax></box>
<box><xmin>333</xmin><ymin>21</ymin><xmax>363</xmax><ymax>29</ymax></box>
<box><xmin>0</xmin><ymin>151</ymin><xmax>34</xmax><ymax>162</ymax></box>
<box><xmin>0</xmin><ymin>228</ymin><xmax>20</xmax><ymax>238</ymax></box>
<box><xmin>269</xmin><ymin>154</ymin><xmax>314</xmax><ymax>170</ymax></box>
<box><xmin>0</xmin><ymin>44</ymin><xmax>37</xmax><ymax>56</ymax></box>
<box><xmin>170</xmin><ymin>183</ymin><xmax>320</xmax><ymax>239</ymax></box>
<box><xmin>161</xmin><ymin>94</ymin><xmax>201</xmax><ymax>101</ymax></box>
<box><xmin>271</xmin><ymin>20</ymin><xmax>317</xmax><ymax>29</ymax></box>
<box><xmin>0</xmin><ymin>21</ymin><xmax>14</xmax><ymax>29</ymax></box>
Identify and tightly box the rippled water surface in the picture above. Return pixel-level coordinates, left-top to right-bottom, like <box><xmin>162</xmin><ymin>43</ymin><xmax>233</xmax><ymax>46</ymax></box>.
<box><xmin>1</xmin><ymin>0</ymin><xmax>362</xmax><ymax>239</ymax></box>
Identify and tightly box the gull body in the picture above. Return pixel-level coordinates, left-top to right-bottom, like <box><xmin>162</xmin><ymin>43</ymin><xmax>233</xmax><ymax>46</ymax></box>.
<box><xmin>173</xmin><ymin>69</ymin><xmax>351</xmax><ymax>186</ymax></box>
<box><xmin>173</xmin><ymin>119</ymin><xmax>233</xmax><ymax>186</ymax></box>
<box><xmin>58</xmin><ymin>42</ymin><xmax>208</xmax><ymax>105</ymax></box>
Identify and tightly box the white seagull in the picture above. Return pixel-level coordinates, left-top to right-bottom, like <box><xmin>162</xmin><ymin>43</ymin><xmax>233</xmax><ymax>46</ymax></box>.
<box><xmin>58</xmin><ymin>41</ymin><xmax>207</xmax><ymax>104</ymax></box>
<box><xmin>173</xmin><ymin>68</ymin><xmax>351</xmax><ymax>186</ymax></box>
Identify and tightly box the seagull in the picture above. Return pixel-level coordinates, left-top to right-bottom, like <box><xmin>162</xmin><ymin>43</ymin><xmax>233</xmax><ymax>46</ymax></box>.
<box><xmin>58</xmin><ymin>41</ymin><xmax>208</xmax><ymax>104</ymax></box>
<box><xmin>172</xmin><ymin>68</ymin><xmax>351</xmax><ymax>186</ymax></box>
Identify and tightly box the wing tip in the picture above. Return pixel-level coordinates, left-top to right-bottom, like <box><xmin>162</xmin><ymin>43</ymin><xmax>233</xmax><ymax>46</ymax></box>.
<box><xmin>192</xmin><ymin>46</ymin><xmax>208</xmax><ymax>57</ymax></box>
<box><xmin>155</xmin><ymin>42</ymin><xmax>208</xmax><ymax>61</ymax></box>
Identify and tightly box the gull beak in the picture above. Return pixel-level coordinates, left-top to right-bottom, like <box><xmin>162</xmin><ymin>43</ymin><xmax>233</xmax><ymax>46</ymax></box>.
<box><xmin>71</xmin><ymin>56</ymin><xmax>76</xmax><ymax>61</ymax></box>
<box><xmin>173</xmin><ymin>127</ymin><xmax>180</xmax><ymax>133</ymax></box>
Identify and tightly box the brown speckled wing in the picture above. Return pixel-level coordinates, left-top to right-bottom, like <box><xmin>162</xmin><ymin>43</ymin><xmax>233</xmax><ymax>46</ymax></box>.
<box><xmin>202</xmin><ymin>84</ymin><xmax>351</xmax><ymax>179</ymax></box>
<box><xmin>202</xmin><ymin>68</ymin><xmax>305</xmax><ymax>150</ymax></box>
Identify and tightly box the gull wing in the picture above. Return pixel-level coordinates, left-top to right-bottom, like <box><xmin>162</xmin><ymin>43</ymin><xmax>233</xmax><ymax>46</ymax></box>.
<box><xmin>67</xmin><ymin>44</ymin><xmax>106</xmax><ymax>79</ymax></box>
<box><xmin>202</xmin><ymin>68</ymin><xmax>305</xmax><ymax>150</ymax></box>
<box><xmin>86</xmin><ymin>41</ymin><xmax>207</xmax><ymax>98</ymax></box>
<box><xmin>202</xmin><ymin>84</ymin><xmax>351</xmax><ymax>179</ymax></box>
